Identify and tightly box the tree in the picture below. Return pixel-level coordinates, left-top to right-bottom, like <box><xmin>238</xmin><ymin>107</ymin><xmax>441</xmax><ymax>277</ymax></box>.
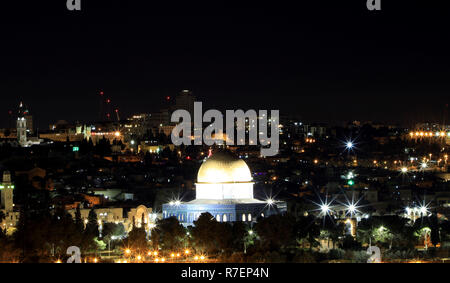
<box><xmin>74</xmin><ymin>205</ymin><xmax>84</xmax><ymax>233</ymax></box>
<box><xmin>150</xmin><ymin>217</ymin><xmax>185</xmax><ymax>251</ymax></box>
<box><xmin>124</xmin><ymin>225</ymin><xmax>148</xmax><ymax>253</ymax></box>
<box><xmin>254</xmin><ymin>214</ymin><xmax>298</xmax><ymax>252</ymax></box>
<box><xmin>296</xmin><ymin>215</ymin><xmax>320</xmax><ymax>251</ymax></box>
<box><xmin>85</xmin><ymin>208</ymin><xmax>99</xmax><ymax>238</ymax></box>
<box><xmin>102</xmin><ymin>222</ymin><xmax>125</xmax><ymax>241</ymax></box>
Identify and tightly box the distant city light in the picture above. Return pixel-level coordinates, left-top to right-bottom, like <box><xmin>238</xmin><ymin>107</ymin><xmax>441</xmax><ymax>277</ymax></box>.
<box><xmin>346</xmin><ymin>141</ymin><xmax>353</xmax><ymax>149</ymax></box>
<box><xmin>401</xmin><ymin>167</ymin><xmax>408</xmax><ymax>173</ymax></box>
<box><xmin>419</xmin><ymin>206</ymin><xmax>428</xmax><ymax>215</ymax></box>
<box><xmin>348</xmin><ymin>204</ymin><xmax>356</xmax><ymax>213</ymax></box>
<box><xmin>320</xmin><ymin>204</ymin><xmax>330</xmax><ymax>214</ymax></box>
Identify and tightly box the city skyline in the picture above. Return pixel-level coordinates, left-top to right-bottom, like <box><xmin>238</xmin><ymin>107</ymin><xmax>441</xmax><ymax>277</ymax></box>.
<box><xmin>1</xmin><ymin>1</ymin><xmax>449</xmax><ymax>129</ymax></box>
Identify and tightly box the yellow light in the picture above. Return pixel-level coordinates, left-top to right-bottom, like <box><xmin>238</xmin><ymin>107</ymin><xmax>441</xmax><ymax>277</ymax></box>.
<box><xmin>125</xmin><ymin>249</ymin><xmax>131</xmax><ymax>254</ymax></box>
<box><xmin>137</xmin><ymin>255</ymin><xmax>142</xmax><ymax>260</ymax></box>
<box><xmin>171</xmin><ymin>253</ymin><xmax>175</xmax><ymax>258</ymax></box>
<box><xmin>123</xmin><ymin>260</ymin><xmax>127</xmax><ymax>263</ymax></box>
<box><xmin>55</xmin><ymin>260</ymin><xmax>62</xmax><ymax>263</ymax></box>
<box><xmin>200</xmin><ymin>255</ymin><xmax>205</xmax><ymax>260</ymax></box>
<box><xmin>313</xmin><ymin>159</ymin><xmax>318</xmax><ymax>164</ymax></box>
<box><xmin>176</xmin><ymin>253</ymin><xmax>180</xmax><ymax>257</ymax></box>
<box><xmin>114</xmin><ymin>131</ymin><xmax>120</xmax><ymax>137</ymax></box>
<box><xmin>153</xmin><ymin>251</ymin><xmax>158</xmax><ymax>256</ymax></box>
<box><xmin>194</xmin><ymin>256</ymin><xmax>199</xmax><ymax>260</ymax></box>
<box><xmin>93</xmin><ymin>258</ymin><xmax>98</xmax><ymax>263</ymax></box>
<box><xmin>155</xmin><ymin>258</ymin><xmax>159</xmax><ymax>263</ymax></box>
<box><xmin>161</xmin><ymin>258</ymin><xmax>166</xmax><ymax>262</ymax></box>
<box><xmin>184</xmin><ymin>249</ymin><xmax>190</xmax><ymax>255</ymax></box>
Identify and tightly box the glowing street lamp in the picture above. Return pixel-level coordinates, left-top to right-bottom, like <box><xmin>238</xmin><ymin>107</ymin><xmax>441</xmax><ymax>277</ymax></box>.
<box><xmin>401</xmin><ymin>167</ymin><xmax>408</xmax><ymax>173</ymax></box>
<box><xmin>266</xmin><ymin>198</ymin><xmax>274</xmax><ymax>205</ymax></box>
<box><xmin>419</xmin><ymin>206</ymin><xmax>428</xmax><ymax>215</ymax></box>
<box><xmin>320</xmin><ymin>204</ymin><xmax>330</xmax><ymax>214</ymax></box>
<box><xmin>346</xmin><ymin>141</ymin><xmax>354</xmax><ymax>149</ymax></box>
<box><xmin>347</xmin><ymin>204</ymin><xmax>356</xmax><ymax>214</ymax></box>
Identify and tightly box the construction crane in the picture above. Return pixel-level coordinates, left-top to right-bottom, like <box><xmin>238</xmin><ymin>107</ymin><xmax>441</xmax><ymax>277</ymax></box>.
<box><xmin>115</xmin><ymin>109</ymin><xmax>120</xmax><ymax>121</ymax></box>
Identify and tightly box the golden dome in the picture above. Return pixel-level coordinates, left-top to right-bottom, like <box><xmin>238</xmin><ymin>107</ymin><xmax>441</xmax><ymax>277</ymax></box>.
<box><xmin>197</xmin><ymin>151</ymin><xmax>252</xmax><ymax>184</ymax></box>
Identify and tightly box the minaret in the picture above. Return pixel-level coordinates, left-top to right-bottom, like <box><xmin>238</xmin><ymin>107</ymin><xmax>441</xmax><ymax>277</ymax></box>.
<box><xmin>17</xmin><ymin>102</ymin><xmax>27</xmax><ymax>147</ymax></box>
<box><xmin>0</xmin><ymin>171</ymin><xmax>14</xmax><ymax>212</ymax></box>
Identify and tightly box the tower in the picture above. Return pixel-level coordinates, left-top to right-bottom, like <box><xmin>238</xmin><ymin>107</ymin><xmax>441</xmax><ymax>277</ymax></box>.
<box><xmin>174</xmin><ymin>89</ymin><xmax>195</xmax><ymax>118</ymax></box>
<box><xmin>17</xmin><ymin>102</ymin><xmax>27</xmax><ymax>147</ymax></box>
<box><xmin>0</xmin><ymin>171</ymin><xmax>14</xmax><ymax>213</ymax></box>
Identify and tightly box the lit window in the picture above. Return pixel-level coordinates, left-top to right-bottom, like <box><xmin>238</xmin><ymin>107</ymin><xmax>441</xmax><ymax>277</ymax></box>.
<box><xmin>216</xmin><ymin>215</ymin><xmax>220</xmax><ymax>222</ymax></box>
<box><xmin>248</xmin><ymin>214</ymin><xmax>252</xmax><ymax>221</ymax></box>
<box><xmin>223</xmin><ymin>214</ymin><xmax>227</xmax><ymax>222</ymax></box>
<box><xmin>242</xmin><ymin>214</ymin><xmax>246</xmax><ymax>222</ymax></box>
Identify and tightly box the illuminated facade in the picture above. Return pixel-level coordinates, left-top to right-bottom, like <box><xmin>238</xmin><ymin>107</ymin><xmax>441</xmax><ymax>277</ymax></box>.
<box><xmin>0</xmin><ymin>171</ymin><xmax>20</xmax><ymax>232</ymax></box>
<box><xmin>17</xmin><ymin>102</ymin><xmax>27</xmax><ymax>147</ymax></box>
<box><xmin>162</xmin><ymin>150</ymin><xmax>286</xmax><ymax>226</ymax></box>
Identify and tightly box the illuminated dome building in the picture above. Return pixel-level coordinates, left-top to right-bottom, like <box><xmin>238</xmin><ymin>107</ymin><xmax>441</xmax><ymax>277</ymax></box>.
<box><xmin>162</xmin><ymin>150</ymin><xmax>286</xmax><ymax>226</ymax></box>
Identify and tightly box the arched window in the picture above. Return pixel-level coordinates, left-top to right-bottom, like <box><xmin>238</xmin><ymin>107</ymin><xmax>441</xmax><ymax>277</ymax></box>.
<box><xmin>216</xmin><ymin>214</ymin><xmax>221</xmax><ymax>222</ymax></box>
<box><xmin>248</xmin><ymin>214</ymin><xmax>252</xmax><ymax>221</ymax></box>
<box><xmin>242</xmin><ymin>214</ymin><xmax>246</xmax><ymax>222</ymax></box>
<box><xmin>223</xmin><ymin>214</ymin><xmax>227</xmax><ymax>222</ymax></box>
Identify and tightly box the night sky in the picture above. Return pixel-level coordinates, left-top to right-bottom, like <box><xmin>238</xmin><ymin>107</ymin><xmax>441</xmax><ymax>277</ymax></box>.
<box><xmin>0</xmin><ymin>0</ymin><xmax>449</xmax><ymax>129</ymax></box>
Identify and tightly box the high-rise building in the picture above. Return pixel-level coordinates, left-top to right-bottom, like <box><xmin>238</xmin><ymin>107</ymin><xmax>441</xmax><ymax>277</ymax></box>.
<box><xmin>174</xmin><ymin>89</ymin><xmax>195</xmax><ymax>118</ymax></box>
<box><xmin>0</xmin><ymin>171</ymin><xmax>14</xmax><ymax>213</ymax></box>
<box><xmin>17</xmin><ymin>102</ymin><xmax>27</xmax><ymax>147</ymax></box>
<box><xmin>25</xmin><ymin>114</ymin><xmax>33</xmax><ymax>135</ymax></box>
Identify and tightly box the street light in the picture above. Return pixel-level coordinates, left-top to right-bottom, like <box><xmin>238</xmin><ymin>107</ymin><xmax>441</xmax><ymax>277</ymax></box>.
<box><xmin>320</xmin><ymin>204</ymin><xmax>330</xmax><ymax>214</ymax></box>
<box><xmin>401</xmin><ymin>167</ymin><xmax>408</xmax><ymax>173</ymax></box>
<box><xmin>348</xmin><ymin>204</ymin><xmax>356</xmax><ymax>214</ymax></box>
<box><xmin>346</xmin><ymin>141</ymin><xmax>354</xmax><ymax>149</ymax></box>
